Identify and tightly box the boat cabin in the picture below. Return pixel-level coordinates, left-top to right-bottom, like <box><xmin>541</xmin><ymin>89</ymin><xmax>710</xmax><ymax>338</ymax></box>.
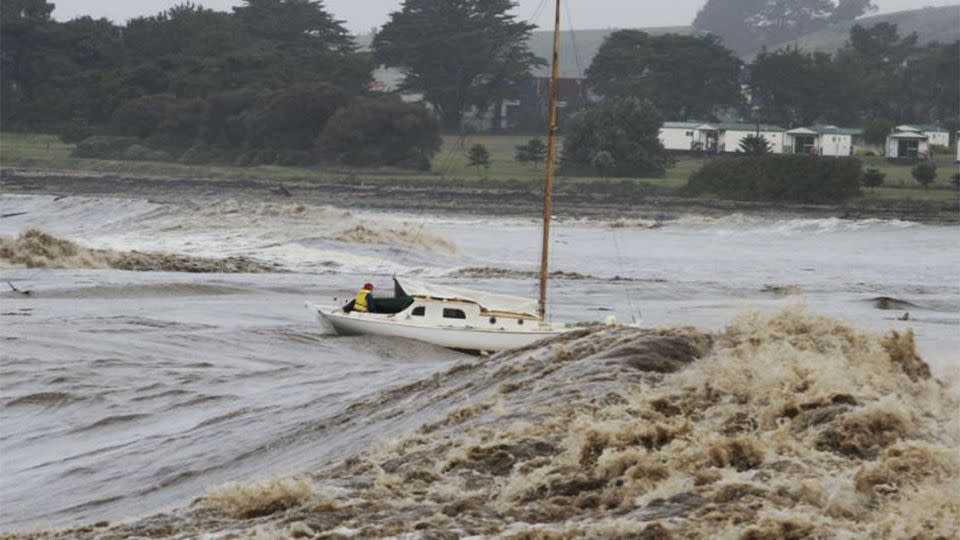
<box><xmin>341</xmin><ymin>278</ymin><xmax>539</xmax><ymax>331</ymax></box>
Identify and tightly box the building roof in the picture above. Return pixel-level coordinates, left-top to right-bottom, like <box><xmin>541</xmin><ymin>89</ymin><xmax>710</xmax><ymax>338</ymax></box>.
<box><xmin>712</xmin><ymin>123</ymin><xmax>786</xmax><ymax>132</ymax></box>
<box><xmin>888</xmin><ymin>131</ymin><xmax>929</xmax><ymax>139</ymax></box>
<box><xmin>810</xmin><ymin>124</ymin><xmax>862</xmax><ymax>135</ymax></box>
<box><xmin>662</xmin><ymin>122</ymin><xmax>705</xmax><ymax>129</ymax></box>
<box><xmin>896</xmin><ymin>124</ymin><xmax>947</xmax><ymax>133</ymax></box>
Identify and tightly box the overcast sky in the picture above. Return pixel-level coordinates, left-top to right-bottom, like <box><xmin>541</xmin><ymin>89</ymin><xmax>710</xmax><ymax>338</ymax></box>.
<box><xmin>50</xmin><ymin>0</ymin><xmax>959</xmax><ymax>32</ymax></box>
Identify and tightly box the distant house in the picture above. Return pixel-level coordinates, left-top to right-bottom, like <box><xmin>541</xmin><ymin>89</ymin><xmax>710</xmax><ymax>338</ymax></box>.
<box><xmin>886</xmin><ymin>129</ymin><xmax>930</xmax><ymax>159</ymax></box>
<box><xmin>896</xmin><ymin>124</ymin><xmax>949</xmax><ymax>147</ymax></box>
<box><xmin>713</xmin><ymin>123</ymin><xmax>786</xmax><ymax>154</ymax></box>
<box><xmin>659</xmin><ymin>122</ymin><xmax>713</xmax><ymax>152</ymax></box>
<box><xmin>658</xmin><ymin>122</ymin><xmax>786</xmax><ymax>153</ymax></box>
<box><xmin>784</xmin><ymin>125</ymin><xmax>860</xmax><ymax>156</ymax></box>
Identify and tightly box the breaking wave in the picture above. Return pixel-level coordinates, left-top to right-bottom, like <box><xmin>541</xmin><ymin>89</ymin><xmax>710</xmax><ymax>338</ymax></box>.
<box><xmin>334</xmin><ymin>224</ymin><xmax>459</xmax><ymax>255</ymax></box>
<box><xmin>0</xmin><ymin>229</ymin><xmax>277</xmax><ymax>273</ymax></box>
<box><xmin>41</xmin><ymin>307</ymin><xmax>958</xmax><ymax>538</ymax></box>
<box><xmin>450</xmin><ymin>266</ymin><xmax>666</xmax><ymax>282</ymax></box>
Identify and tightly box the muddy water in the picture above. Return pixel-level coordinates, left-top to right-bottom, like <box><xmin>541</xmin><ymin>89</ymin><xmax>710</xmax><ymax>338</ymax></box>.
<box><xmin>0</xmin><ymin>194</ymin><xmax>957</xmax><ymax>531</ymax></box>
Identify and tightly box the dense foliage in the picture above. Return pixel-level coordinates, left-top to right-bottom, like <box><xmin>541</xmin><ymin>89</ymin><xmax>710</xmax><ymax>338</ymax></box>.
<box><xmin>317</xmin><ymin>98</ymin><xmax>441</xmax><ymax>170</ymax></box>
<box><xmin>586</xmin><ymin>31</ymin><xmax>743</xmax><ymax>120</ymax></box>
<box><xmin>1</xmin><ymin>0</ymin><xmax>372</xmax><ymax>132</ymax></box>
<box><xmin>373</xmin><ymin>0</ymin><xmax>542</xmax><ymax>132</ymax></box>
<box><xmin>560</xmin><ymin>98</ymin><xmax>669</xmax><ymax>178</ymax></box>
<box><xmin>693</xmin><ymin>0</ymin><xmax>877</xmax><ymax>55</ymax></box>
<box><xmin>747</xmin><ymin>24</ymin><xmax>959</xmax><ymax>126</ymax></box>
<box><xmin>687</xmin><ymin>155</ymin><xmax>863</xmax><ymax>203</ymax></box>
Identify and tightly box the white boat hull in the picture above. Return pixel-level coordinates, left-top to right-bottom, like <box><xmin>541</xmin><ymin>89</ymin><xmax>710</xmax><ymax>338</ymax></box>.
<box><xmin>306</xmin><ymin>303</ymin><xmax>566</xmax><ymax>352</ymax></box>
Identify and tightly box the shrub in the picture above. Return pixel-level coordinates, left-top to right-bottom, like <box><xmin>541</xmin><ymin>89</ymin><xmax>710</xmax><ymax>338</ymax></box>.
<box><xmin>911</xmin><ymin>162</ymin><xmax>936</xmax><ymax>189</ymax></box>
<box><xmin>59</xmin><ymin>122</ymin><xmax>94</xmax><ymax>144</ymax></box>
<box><xmin>561</xmin><ymin>97</ymin><xmax>669</xmax><ymax>178</ymax></box>
<box><xmin>737</xmin><ymin>134</ymin><xmax>772</xmax><ymax>155</ymax></box>
<box><xmin>951</xmin><ymin>173</ymin><xmax>960</xmax><ymax>190</ymax></box>
<box><xmin>120</xmin><ymin>144</ymin><xmax>172</xmax><ymax>162</ymax></box>
<box><xmin>515</xmin><ymin>138</ymin><xmax>547</xmax><ymax>168</ymax></box>
<box><xmin>316</xmin><ymin>97</ymin><xmax>440</xmax><ymax>170</ymax></box>
<box><xmin>861</xmin><ymin>168</ymin><xmax>885</xmax><ymax>188</ymax></box>
<box><xmin>687</xmin><ymin>155</ymin><xmax>862</xmax><ymax>203</ymax></box>
<box><xmin>929</xmin><ymin>144</ymin><xmax>950</xmax><ymax>156</ymax></box>
<box><xmin>467</xmin><ymin>144</ymin><xmax>491</xmax><ymax>173</ymax></box>
<box><xmin>246</xmin><ymin>83</ymin><xmax>351</xmax><ymax>151</ymax></box>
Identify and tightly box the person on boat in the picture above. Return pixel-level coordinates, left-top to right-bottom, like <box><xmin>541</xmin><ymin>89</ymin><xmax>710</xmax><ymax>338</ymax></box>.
<box><xmin>353</xmin><ymin>283</ymin><xmax>376</xmax><ymax>313</ymax></box>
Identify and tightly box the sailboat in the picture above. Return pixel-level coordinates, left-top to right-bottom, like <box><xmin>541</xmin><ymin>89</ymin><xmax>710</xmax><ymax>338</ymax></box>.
<box><xmin>306</xmin><ymin>0</ymin><xmax>572</xmax><ymax>352</ymax></box>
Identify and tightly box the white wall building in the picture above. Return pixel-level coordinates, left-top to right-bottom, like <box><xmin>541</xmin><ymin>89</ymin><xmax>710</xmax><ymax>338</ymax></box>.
<box><xmin>659</xmin><ymin>122</ymin><xmax>786</xmax><ymax>153</ymax></box>
<box><xmin>784</xmin><ymin>125</ymin><xmax>858</xmax><ymax>156</ymax></box>
<box><xmin>714</xmin><ymin>123</ymin><xmax>786</xmax><ymax>154</ymax></box>
<box><xmin>896</xmin><ymin>125</ymin><xmax>949</xmax><ymax>147</ymax></box>
<box><xmin>886</xmin><ymin>130</ymin><xmax>930</xmax><ymax>159</ymax></box>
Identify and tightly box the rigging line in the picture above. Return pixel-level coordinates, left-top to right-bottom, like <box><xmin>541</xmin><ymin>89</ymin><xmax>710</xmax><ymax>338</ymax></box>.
<box><xmin>609</xmin><ymin>227</ymin><xmax>640</xmax><ymax>324</ymax></box>
<box><xmin>563</xmin><ymin>0</ymin><xmax>589</xmax><ymax>105</ymax></box>
<box><xmin>527</xmin><ymin>0</ymin><xmax>549</xmax><ymax>25</ymax></box>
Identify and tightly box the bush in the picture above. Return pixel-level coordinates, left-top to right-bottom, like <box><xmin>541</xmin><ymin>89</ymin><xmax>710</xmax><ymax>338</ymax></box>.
<box><xmin>687</xmin><ymin>155</ymin><xmax>862</xmax><ymax>203</ymax></box>
<box><xmin>560</xmin><ymin>97</ymin><xmax>669</xmax><ymax>178</ymax></box>
<box><xmin>951</xmin><ymin>173</ymin><xmax>960</xmax><ymax>190</ymax></box>
<box><xmin>59</xmin><ymin>122</ymin><xmax>94</xmax><ymax>144</ymax></box>
<box><xmin>72</xmin><ymin>136</ymin><xmax>140</xmax><ymax>159</ymax></box>
<box><xmin>929</xmin><ymin>144</ymin><xmax>950</xmax><ymax>156</ymax></box>
<box><xmin>316</xmin><ymin>97</ymin><xmax>440</xmax><ymax>170</ymax></box>
<box><xmin>911</xmin><ymin>161</ymin><xmax>937</xmax><ymax>189</ymax></box>
<box><xmin>861</xmin><ymin>168</ymin><xmax>885</xmax><ymax>188</ymax></box>
<box><xmin>246</xmin><ymin>83</ymin><xmax>351</xmax><ymax>151</ymax></box>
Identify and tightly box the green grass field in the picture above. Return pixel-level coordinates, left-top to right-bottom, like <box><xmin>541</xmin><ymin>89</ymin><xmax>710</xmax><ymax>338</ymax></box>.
<box><xmin>1</xmin><ymin>132</ymin><xmax>957</xmax><ymax>203</ymax></box>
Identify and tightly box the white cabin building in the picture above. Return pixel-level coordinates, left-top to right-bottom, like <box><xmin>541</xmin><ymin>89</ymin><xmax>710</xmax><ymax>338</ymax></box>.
<box><xmin>714</xmin><ymin>123</ymin><xmax>786</xmax><ymax>154</ymax></box>
<box><xmin>896</xmin><ymin>125</ymin><xmax>949</xmax><ymax>147</ymax></box>
<box><xmin>659</xmin><ymin>122</ymin><xmax>786</xmax><ymax>154</ymax></box>
<box><xmin>886</xmin><ymin>129</ymin><xmax>930</xmax><ymax>159</ymax></box>
<box><xmin>784</xmin><ymin>125</ymin><xmax>859</xmax><ymax>156</ymax></box>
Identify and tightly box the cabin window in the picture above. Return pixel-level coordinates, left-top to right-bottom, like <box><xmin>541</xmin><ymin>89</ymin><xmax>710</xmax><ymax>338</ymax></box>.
<box><xmin>411</xmin><ymin>306</ymin><xmax>425</xmax><ymax>317</ymax></box>
<box><xmin>443</xmin><ymin>308</ymin><xmax>467</xmax><ymax>320</ymax></box>
<box><xmin>517</xmin><ymin>319</ymin><xmax>524</xmax><ymax>325</ymax></box>
<box><xmin>489</xmin><ymin>317</ymin><xmax>497</xmax><ymax>325</ymax></box>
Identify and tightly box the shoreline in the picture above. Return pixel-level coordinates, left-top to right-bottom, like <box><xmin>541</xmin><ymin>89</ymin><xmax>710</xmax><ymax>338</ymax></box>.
<box><xmin>2</xmin><ymin>167</ymin><xmax>958</xmax><ymax>225</ymax></box>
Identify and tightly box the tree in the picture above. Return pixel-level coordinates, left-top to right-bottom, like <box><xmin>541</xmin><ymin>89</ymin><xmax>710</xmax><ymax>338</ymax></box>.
<box><xmin>692</xmin><ymin>0</ymin><xmax>876</xmax><ymax>56</ymax></box>
<box><xmin>911</xmin><ymin>162</ymin><xmax>936</xmax><ymax>189</ymax></box>
<box><xmin>950</xmin><ymin>173</ymin><xmax>960</xmax><ymax>190</ymax></box>
<box><xmin>748</xmin><ymin>47</ymin><xmax>820</xmax><ymax>125</ymax></box>
<box><xmin>561</xmin><ymin>98</ymin><xmax>669</xmax><ymax>178</ymax></box>
<box><xmin>243</xmin><ymin>82</ymin><xmax>351</xmax><ymax>151</ymax></box>
<box><xmin>317</xmin><ymin>97</ymin><xmax>441</xmax><ymax>170</ymax></box>
<box><xmin>591</xmin><ymin>151</ymin><xmax>616</xmax><ymax>178</ymax></box>
<box><xmin>467</xmin><ymin>144</ymin><xmax>491</xmax><ymax>174</ymax></box>
<box><xmin>861</xmin><ymin>168</ymin><xmax>885</xmax><ymax>188</ymax></box>
<box><xmin>515</xmin><ymin>138</ymin><xmax>546</xmax><ymax>168</ymax></box>
<box><xmin>738</xmin><ymin>134</ymin><xmax>773</xmax><ymax>155</ymax></box>
<box><xmin>373</xmin><ymin>0</ymin><xmax>542</xmax><ymax>132</ymax></box>
<box><xmin>863</xmin><ymin>120</ymin><xmax>893</xmax><ymax>146</ymax></box>
<box><xmin>586</xmin><ymin>31</ymin><xmax>743</xmax><ymax>120</ymax></box>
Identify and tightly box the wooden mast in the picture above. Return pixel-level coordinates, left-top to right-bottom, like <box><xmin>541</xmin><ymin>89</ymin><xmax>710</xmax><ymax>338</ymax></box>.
<box><xmin>538</xmin><ymin>0</ymin><xmax>561</xmax><ymax>321</ymax></box>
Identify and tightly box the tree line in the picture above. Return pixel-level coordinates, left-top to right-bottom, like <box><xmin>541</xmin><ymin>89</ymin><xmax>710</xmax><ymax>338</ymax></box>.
<box><xmin>2</xmin><ymin>0</ymin><xmax>956</xmax><ymax>177</ymax></box>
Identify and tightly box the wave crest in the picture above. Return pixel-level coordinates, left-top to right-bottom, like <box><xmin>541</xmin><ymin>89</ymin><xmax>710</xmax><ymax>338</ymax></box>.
<box><xmin>0</xmin><ymin>229</ymin><xmax>277</xmax><ymax>272</ymax></box>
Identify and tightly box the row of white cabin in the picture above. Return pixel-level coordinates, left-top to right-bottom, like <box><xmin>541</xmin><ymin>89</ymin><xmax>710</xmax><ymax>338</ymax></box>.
<box><xmin>658</xmin><ymin>122</ymin><xmax>952</xmax><ymax>159</ymax></box>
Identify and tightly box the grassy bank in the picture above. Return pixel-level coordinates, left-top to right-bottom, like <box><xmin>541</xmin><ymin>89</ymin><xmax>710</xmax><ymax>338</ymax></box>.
<box><xmin>1</xmin><ymin>132</ymin><xmax>957</xmax><ymax>203</ymax></box>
